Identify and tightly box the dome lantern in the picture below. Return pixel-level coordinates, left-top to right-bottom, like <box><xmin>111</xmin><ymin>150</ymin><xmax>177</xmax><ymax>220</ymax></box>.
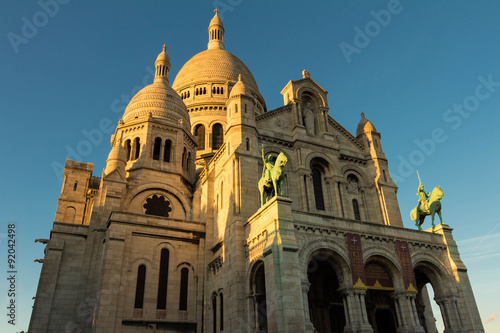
<box><xmin>154</xmin><ymin>44</ymin><xmax>171</xmax><ymax>84</ymax></box>
<box><xmin>208</xmin><ymin>9</ymin><xmax>225</xmax><ymax>50</ymax></box>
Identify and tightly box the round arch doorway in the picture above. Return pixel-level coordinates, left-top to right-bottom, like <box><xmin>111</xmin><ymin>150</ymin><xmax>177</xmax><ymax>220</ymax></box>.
<box><xmin>364</xmin><ymin>262</ymin><xmax>398</xmax><ymax>333</ymax></box>
<box><xmin>307</xmin><ymin>256</ymin><xmax>346</xmax><ymax>333</ymax></box>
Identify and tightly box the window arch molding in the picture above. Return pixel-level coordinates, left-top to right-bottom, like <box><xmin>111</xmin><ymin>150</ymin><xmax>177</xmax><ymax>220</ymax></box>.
<box><xmin>296</xmin><ymin>88</ymin><xmax>328</xmax><ymax>109</ymax></box>
<box><xmin>309</xmin><ymin>157</ymin><xmax>332</xmax><ymax>212</ymax></box>
<box><xmin>304</xmin><ymin>152</ymin><xmax>336</xmax><ymax>175</ymax></box>
<box><xmin>175</xmin><ymin>262</ymin><xmax>195</xmax><ymax>275</ymax></box>
<box><xmin>128</xmin><ymin>257</ymin><xmax>153</xmax><ymax>271</ymax></box>
<box><xmin>211</xmin><ymin>122</ymin><xmax>224</xmax><ymax>150</ymax></box>
<box><xmin>152</xmin><ymin>242</ymin><xmax>176</xmax><ymax>270</ymax></box>
<box><xmin>123</xmin><ymin>185</ymin><xmax>189</xmax><ymax>220</ymax></box>
<box><xmin>339</xmin><ymin>166</ymin><xmax>368</xmax><ymax>185</ymax></box>
<box><xmin>193</xmin><ymin>122</ymin><xmax>207</xmax><ymax>150</ymax></box>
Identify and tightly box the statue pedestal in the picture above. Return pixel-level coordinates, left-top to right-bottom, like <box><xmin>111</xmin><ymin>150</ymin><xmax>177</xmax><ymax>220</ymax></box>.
<box><xmin>246</xmin><ymin>196</ymin><xmax>314</xmax><ymax>333</ymax></box>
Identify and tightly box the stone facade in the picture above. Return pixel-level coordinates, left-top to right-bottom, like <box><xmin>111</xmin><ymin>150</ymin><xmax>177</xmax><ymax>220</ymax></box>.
<box><xmin>29</xmin><ymin>11</ymin><xmax>484</xmax><ymax>333</ymax></box>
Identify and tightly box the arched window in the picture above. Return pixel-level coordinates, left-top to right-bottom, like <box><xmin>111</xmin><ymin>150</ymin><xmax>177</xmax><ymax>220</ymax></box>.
<box><xmin>246</xmin><ymin>138</ymin><xmax>250</xmax><ymax>151</ymax></box>
<box><xmin>194</xmin><ymin>124</ymin><xmax>205</xmax><ymax>150</ymax></box>
<box><xmin>312</xmin><ymin>167</ymin><xmax>325</xmax><ymax>210</ymax></box>
<box><xmin>235</xmin><ymin>104</ymin><xmax>238</xmax><ymax>113</ymax></box>
<box><xmin>125</xmin><ymin>139</ymin><xmax>131</xmax><ymax>161</ymax></box>
<box><xmin>220</xmin><ymin>293</ymin><xmax>224</xmax><ymax>331</ymax></box>
<box><xmin>212</xmin><ymin>123</ymin><xmax>223</xmax><ymax>150</ymax></box>
<box><xmin>153</xmin><ymin>137</ymin><xmax>161</xmax><ymax>160</ymax></box>
<box><xmin>134</xmin><ymin>137</ymin><xmax>141</xmax><ymax>160</ymax></box>
<box><xmin>63</xmin><ymin>206</ymin><xmax>76</xmax><ymax>224</ymax></box>
<box><xmin>157</xmin><ymin>249</ymin><xmax>169</xmax><ymax>309</ymax></box>
<box><xmin>182</xmin><ymin>148</ymin><xmax>187</xmax><ymax>168</ymax></box>
<box><xmin>163</xmin><ymin>140</ymin><xmax>171</xmax><ymax>162</ymax></box>
<box><xmin>187</xmin><ymin>152</ymin><xmax>191</xmax><ymax>171</ymax></box>
<box><xmin>220</xmin><ymin>182</ymin><xmax>224</xmax><ymax>209</ymax></box>
<box><xmin>179</xmin><ymin>268</ymin><xmax>189</xmax><ymax>311</ymax></box>
<box><xmin>212</xmin><ymin>293</ymin><xmax>217</xmax><ymax>332</ymax></box>
<box><xmin>383</xmin><ymin>170</ymin><xmax>387</xmax><ymax>182</ymax></box>
<box><xmin>134</xmin><ymin>265</ymin><xmax>146</xmax><ymax>309</ymax></box>
<box><xmin>353</xmin><ymin>199</ymin><xmax>361</xmax><ymax>220</ymax></box>
<box><xmin>251</xmin><ymin>262</ymin><xmax>267</xmax><ymax>330</ymax></box>
<box><xmin>203</xmin><ymin>87</ymin><xmax>206</xmax><ymax>94</ymax></box>
<box><xmin>244</xmin><ymin>104</ymin><xmax>247</xmax><ymax>113</ymax></box>
<box><xmin>221</xmin><ymin>87</ymin><xmax>224</xmax><ymax>94</ymax></box>
<box><xmin>73</xmin><ymin>181</ymin><xmax>78</xmax><ymax>191</ymax></box>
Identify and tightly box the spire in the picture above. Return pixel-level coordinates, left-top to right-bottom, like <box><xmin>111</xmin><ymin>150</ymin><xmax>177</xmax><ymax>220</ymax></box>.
<box><xmin>154</xmin><ymin>44</ymin><xmax>171</xmax><ymax>84</ymax></box>
<box><xmin>105</xmin><ymin>138</ymin><xmax>127</xmax><ymax>175</ymax></box>
<box><xmin>229</xmin><ymin>74</ymin><xmax>248</xmax><ymax>97</ymax></box>
<box><xmin>208</xmin><ymin>9</ymin><xmax>225</xmax><ymax>50</ymax></box>
<box><xmin>356</xmin><ymin>112</ymin><xmax>377</xmax><ymax>137</ymax></box>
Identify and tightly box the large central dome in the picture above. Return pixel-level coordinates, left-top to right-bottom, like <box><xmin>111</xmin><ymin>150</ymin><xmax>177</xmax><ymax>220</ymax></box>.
<box><xmin>171</xmin><ymin>11</ymin><xmax>265</xmax><ymax>113</ymax></box>
<box><xmin>172</xmin><ymin>48</ymin><xmax>259</xmax><ymax>93</ymax></box>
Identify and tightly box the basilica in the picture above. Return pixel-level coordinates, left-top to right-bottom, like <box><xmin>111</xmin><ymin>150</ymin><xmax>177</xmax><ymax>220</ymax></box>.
<box><xmin>29</xmin><ymin>11</ymin><xmax>484</xmax><ymax>333</ymax></box>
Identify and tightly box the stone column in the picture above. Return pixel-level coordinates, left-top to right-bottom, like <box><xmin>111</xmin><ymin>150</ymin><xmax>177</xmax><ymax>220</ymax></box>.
<box><xmin>301</xmin><ymin>280</ymin><xmax>316</xmax><ymax>331</ymax></box>
<box><xmin>340</xmin><ymin>288</ymin><xmax>373</xmax><ymax>333</ymax></box>
<box><xmin>333</xmin><ymin>177</ymin><xmax>345</xmax><ymax>217</ymax></box>
<box><xmin>301</xmin><ymin>172</ymin><xmax>313</xmax><ymax>212</ymax></box>
<box><xmin>391</xmin><ymin>292</ymin><xmax>425</xmax><ymax>333</ymax></box>
<box><xmin>435</xmin><ymin>295</ymin><xmax>468</xmax><ymax>333</ymax></box>
<box><xmin>324</xmin><ymin>176</ymin><xmax>335</xmax><ymax>215</ymax></box>
<box><xmin>296</xmin><ymin>100</ymin><xmax>303</xmax><ymax>126</ymax></box>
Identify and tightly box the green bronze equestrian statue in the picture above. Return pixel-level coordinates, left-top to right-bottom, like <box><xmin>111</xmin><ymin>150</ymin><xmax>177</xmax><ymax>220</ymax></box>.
<box><xmin>410</xmin><ymin>171</ymin><xmax>446</xmax><ymax>231</ymax></box>
<box><xmin>258</xmin><ymin>144</ymin><xmax>288</xmax><ymax>206</ymax></box>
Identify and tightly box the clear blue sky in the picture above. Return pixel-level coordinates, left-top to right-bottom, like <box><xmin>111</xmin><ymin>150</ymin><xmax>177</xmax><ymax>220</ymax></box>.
<box><xmin>1</xmin><ymin>1</ymin><xmax>499</xmax><ymax>332</ymax></box>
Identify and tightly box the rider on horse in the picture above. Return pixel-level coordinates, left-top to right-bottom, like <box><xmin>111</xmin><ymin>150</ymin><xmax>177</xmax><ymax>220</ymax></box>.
<box><xmin>262</xmin><ymin>145</ymin><xmax>275</xmax><ymax>183</ymax></box>
<box><xmin>416</xmin><ymin>183</ymin><xmax>430</xmax><ymax>214</ymax></box>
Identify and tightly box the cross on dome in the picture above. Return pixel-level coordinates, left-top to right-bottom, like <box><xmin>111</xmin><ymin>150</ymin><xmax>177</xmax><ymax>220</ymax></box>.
<box><xmin>214</xmin><ymin>8</ymin><xmax>219</xmax><ymax>15</ymax></box>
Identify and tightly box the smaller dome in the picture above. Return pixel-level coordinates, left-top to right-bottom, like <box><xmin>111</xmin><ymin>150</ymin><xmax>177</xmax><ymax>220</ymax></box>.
<box><xmin>156</xmin><ymin>44</ymin><xmax>171</xmax><ymax>65</ymax></box>
<box><xmin>105</xmin><ymin>139</ymin><xmax>127</xmax><ymax>174</ymax></box>
<box><xmin>209</xmin><ymin>11</ymin><xmax>223</xmax><ymax>27</ymax></box>
<box><xmin>356</xmin><ymin>112</ymin><xmax>377</xmax><ymax>136</ymax></box>
<box><xmin>107</xmin><ymin>139</ymin><xmax>127</xmax><ymax>162</ymax></box>
<box><xmin>229</xmin><ymin>74</ymin><xmax>247</xmax><ymax>97</ymax></box>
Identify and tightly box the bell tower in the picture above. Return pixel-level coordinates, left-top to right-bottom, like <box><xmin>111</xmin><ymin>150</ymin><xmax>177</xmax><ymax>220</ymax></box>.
<box><xmin>356</xmin><ymin>112</ymin><xmax>403</xmax><ymax>226</ymax></box>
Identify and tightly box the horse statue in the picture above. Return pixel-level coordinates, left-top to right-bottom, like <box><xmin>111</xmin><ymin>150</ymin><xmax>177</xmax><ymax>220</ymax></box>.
<box><xmin>410</xmin><ymin>184</ymin><xmax>445</xmax><ymax>231</ymax></box>
<box><xmin>258</xmin><ymin>145</ymin><xmax>288</xmax><ymax>206</ymax></box>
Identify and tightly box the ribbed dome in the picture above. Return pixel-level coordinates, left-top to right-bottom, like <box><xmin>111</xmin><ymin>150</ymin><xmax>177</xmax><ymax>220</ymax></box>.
<box><xmin>122</xmin><ymin>81</ymin><xmax>190</xmax><ymax>130</ymax></box>
<box><xmin>356</xmin><ymin>112</ymin><xmax>377</xmax><ymax>136</ymax></box>
<box><xmin>172</xmin><ymin>49</ymin><xmax>260</xmax><ymax>93</ymax></box>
